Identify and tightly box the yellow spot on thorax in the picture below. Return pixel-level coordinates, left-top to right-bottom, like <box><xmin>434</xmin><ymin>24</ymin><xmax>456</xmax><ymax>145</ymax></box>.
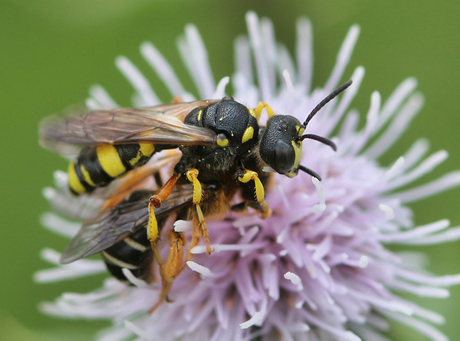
<box><xmin>217</xmin><ymin>137</ymin><xmax>229</xmax><ymax>147</ymax></box>
<box><xmin>242</xmin><ymin>126</ymin><xmax>254</xmax><ymax>143</ymax></box>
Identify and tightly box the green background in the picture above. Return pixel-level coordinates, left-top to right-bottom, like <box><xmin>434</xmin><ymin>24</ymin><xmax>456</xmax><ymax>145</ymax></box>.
<box><xmin>1</xmin><ymin>0</ymin><xmax>459</xmax><ymax>340</ymax></box>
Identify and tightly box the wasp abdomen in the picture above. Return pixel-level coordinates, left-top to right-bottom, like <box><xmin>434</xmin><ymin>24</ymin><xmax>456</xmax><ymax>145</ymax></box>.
<box><xmin>102</xmin><ymin>224</ymin><xmax>154</xmax><ymax>283</ymax></box>
<box><xmin>68</xmin><ymin>143</ymin><xmax>155</xmax><ymax>194</ymax></box>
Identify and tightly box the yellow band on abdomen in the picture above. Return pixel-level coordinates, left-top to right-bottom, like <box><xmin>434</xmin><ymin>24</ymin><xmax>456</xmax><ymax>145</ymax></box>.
<box><xmin>68</xmin><ymin>161</ymin><xmax>86</xmax><ymax>194</ymax></box>
<box><xmin>96</xmin><ymin>145</ymin><xmax>126</xmax><ymax>178</ymax></box>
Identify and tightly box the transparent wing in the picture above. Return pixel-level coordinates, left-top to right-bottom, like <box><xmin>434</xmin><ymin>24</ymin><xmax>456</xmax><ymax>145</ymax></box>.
<box><xmin>40</xmin><ymin>100</ymin><xmax>219</xmax><ymax>155</ymax></box>
<box><xmin>59</xmin><ymin>184</ymin><xmax>193</xmax><ymax>264</ymax></box>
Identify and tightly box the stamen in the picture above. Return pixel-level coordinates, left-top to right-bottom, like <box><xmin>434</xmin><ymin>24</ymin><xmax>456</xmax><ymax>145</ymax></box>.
<box><xmin>282</xmin><ymin>70</ymin><xmax>295</xmax><ymax>96</ymax></box>
<box><xmin>324</xmin><ymin>25</ymin><xmax>360</xmax><ymax>92</ymax></box>
<box><xmin>389</xmin><ymin>171</ymin><xmax>460</xmax><ymax>203</ymax></box>
<box><xmin>40</xmin><ymin>212</ymin><xmax>80</xmax><ymax>238</ymax></box>
<box><xmin>386</xmin><ymin>150</ymin><xmax>448</xmax><ymax>191</ymax></box>
<box><xmin>140</xmin><ymin>41</ymin><xmax>186</xmax><ymax>97</ymax></box>
<box><xmin>121</xmin><ymin>268</ymin><xmax>148</xmax><ymax>289</ymax></box>
<box><xmin>246</xmin><ymin>11</ymin><xmax>271</xmax><ymax>101</ymax></box>
<box><xmin>365</xmin><ymin>93</ymin><xmax>424</xmax><ymax>159</ymax></box>
<box><xmin>312</xmin><ymin>176</ymin><xmax>326</xmax><ymax>213</ymax></box>
<box><xmin>124</xmin><ymin>320</ymin><xmax>150</xmax><ymax>339</ymax></box>
<box><xmin>284</xmin><ymin>271</ymin><xmax>304</xmax><ymax>290</ymax></box>
<box><xmin>173</xmin><ymin>220</ymin><xmax>193</xmax><ymax>232</ymax></box>
<box><xmin>184</xmin><ymin>24</ymin><xmax>215</xmax><ymax>98</ymax></box>
<box><xmin>240</xmin><ymin>311</ymin><xmax>265</xmax><ymax>329</ymax></box>
<box><xmin>296</xmin><ymin>17</ymin><xmax>313</xmax><ymax>92</ymax></box>
<box><xmin>234</xmin><ymin>36</ymin><xmax>253</xmax><ymax>84</ymax></box>
<box><xmin>213</xmin><ymin>76</ymin><xmax>230</xmax><ymax>98</ymax></box>
<box><xmin>115</xmin><ymin>56</ymin><xmax>160</xmax><ymax>106</ymax></box>
<box><xmin>385</xmin><ymin>157</ymin><xmax>405</xmax><ymax>180</ymax></box>
<box><xmin>186</xmin><ymin>261</ymin><xmax>214</xmax><ymax>277</ymax></box>
<box><xmin>379</xmin><ymin>204</ymin><xmax>395</xmax><ymax>220</ymax></box>
<box><xmin>86</xmin><ymin>85</ymin><xmax>118</xmax><ymax>110</ymax></box>
<box><xmin>375</xmin><ymin>77</ymin><xmax>418</xmax><ymax>134</ymax></box>
<box><xmin>279</xmin><ymin>48</ymin><xmax>296</xmax><ymax>86</ymax></box>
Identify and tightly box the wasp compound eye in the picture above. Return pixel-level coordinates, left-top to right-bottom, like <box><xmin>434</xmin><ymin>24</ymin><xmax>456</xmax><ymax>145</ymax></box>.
<box><xmin>274</xmin><ymin>140</ymin><xmax>296</xmax><ymax>173</ymax></box>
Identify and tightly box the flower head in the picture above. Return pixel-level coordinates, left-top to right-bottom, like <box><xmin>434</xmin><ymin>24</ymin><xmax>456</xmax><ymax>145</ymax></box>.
<box><xmin>37</xmin><ymin>12</ymin><xmax>460</xmax><ymax>341</ymax></box>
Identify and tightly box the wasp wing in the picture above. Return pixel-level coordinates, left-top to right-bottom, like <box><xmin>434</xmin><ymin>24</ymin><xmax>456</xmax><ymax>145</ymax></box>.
<box><xmin>40</xmin><ymin>100</ymin><xmax>219</xmax><ymax>155</ymax></box>
<box><xmin>59</xmin><ymin>184</ymin><xmax>194</xmax><ymax>264</ymax></box>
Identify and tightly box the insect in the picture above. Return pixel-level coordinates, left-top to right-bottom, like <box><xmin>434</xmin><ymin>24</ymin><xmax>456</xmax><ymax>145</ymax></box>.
<box><xmin>40</xmin><ymin>80</ymin><xmax>352</xmax><ymax>308</ymax></box>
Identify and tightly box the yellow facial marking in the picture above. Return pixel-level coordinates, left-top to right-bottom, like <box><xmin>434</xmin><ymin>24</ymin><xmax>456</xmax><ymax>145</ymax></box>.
<box><xmin>80</xmin><ymin>165</ymin><xmax>95</xmax><ymax>187</ymax></box>
<box><xmin>241</xmin><ymin>126</ymin><xmax>254</xmax><ymax>143</ymax></box>
<box><xmin>284</xmin><ymin>141</ymin><xmax>303</xmax><ymax>178</ymax></box>
<box><xmin>297</xmin><ymin>126</ymin><xmax>305</xmax><ymax>136</ymax></box>
<box><xmin>197</xmin><ymin>110</ymin><xmax>202</xmax><ymax>122</ymax></box>
<box><xmin>96</xmin><ymin>145</ymin><xmax>126</xmax><ymax>178</ymax></box>
<box><xmin>217</xmin><ymin>137</ymin><xmax>229</xmax><ymax>147</ymax></box>
<box><xmin>68</xmin><ymin>161</ymin><xmax>86</xmax><ymax>194</ymax></box>
<box><xmin>249</xmin><ymin>109</ymin><xmax>257</xmax><ymax>118</ymax></box>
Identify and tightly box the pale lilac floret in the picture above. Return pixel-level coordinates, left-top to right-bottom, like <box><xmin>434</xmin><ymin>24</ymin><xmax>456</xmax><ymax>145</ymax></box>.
<box><xmin>36</xmin><ymin>11</ymin><xmax>460</xmax><ymax>341</ymax></box>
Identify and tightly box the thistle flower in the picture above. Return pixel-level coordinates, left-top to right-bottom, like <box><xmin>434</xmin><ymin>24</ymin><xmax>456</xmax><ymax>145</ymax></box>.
<box><xmin>36</xmin><ymin>11</ymin><xmax>460</xmax><ymax>341</ymax></box>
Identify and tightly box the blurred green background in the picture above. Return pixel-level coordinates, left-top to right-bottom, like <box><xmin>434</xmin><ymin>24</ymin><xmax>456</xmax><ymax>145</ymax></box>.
<box><xmin>1</xmin><ymin>0</ymin><xmax>459</xmax><ymax>340</ymax></box>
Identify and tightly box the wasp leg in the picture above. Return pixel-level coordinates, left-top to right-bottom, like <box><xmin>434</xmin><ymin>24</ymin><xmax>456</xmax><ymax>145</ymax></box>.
<box><xmin>184</xmin><ymin>168</ymin><xmax>212</xmax><ymax>258</ymax></box>
<box><xmin>148</xmin><ymin>173</ymin><xmax>180</xmax><ymax>265</ymax></box>
<box><xmin>187</xmin><ymin>204</ymin><xmax>212</xmax><ymax>261</ymax></box>
<box><xmin>185</xmin><ymin>168</ymin><xmax>202</xmax><ymax>205</ymax></box>
<box><xmin>237</xmin><ymin>169</ymin><xmax>271</xmax><ymax>219</ymax></box>
<box><xmin>253</xmin><ymin>102</ymin><xmax>276</xmax><ymax>120</ymax></box>
<box><xmin>150</xmin><ymin>231</ymin><xmax>186</xmax><ymax>313</ymax></box>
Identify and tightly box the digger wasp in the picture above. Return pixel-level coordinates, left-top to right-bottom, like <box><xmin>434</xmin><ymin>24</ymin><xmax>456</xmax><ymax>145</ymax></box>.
<box><xmin>40</xmin><ymin>80</ymin><xmax>352</xmax><ymax>310</ymax></box>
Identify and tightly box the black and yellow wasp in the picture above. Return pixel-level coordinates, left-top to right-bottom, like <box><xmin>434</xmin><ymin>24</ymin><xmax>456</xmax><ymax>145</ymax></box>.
<box><xmin>40</xmin><ymin>80</ymin><xmax>352</xmax><ymax>309</ymax></box>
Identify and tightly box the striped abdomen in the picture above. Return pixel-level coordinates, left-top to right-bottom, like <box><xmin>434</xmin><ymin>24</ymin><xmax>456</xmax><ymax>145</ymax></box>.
<box><xmin>68</xmin><ymin>143</ymin><xmax>155</xmax><ymax>195</ymax></box>
<box><xmin>102</xmin><ymin>225</ymin><xmax>154</xmax><ymax>283</ymax></box>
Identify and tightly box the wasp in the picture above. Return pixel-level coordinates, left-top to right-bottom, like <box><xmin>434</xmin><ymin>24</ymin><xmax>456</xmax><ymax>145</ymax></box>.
<box><xmin>40</xmin><ymin>80</ymin><xmax>352</xmax><ymax>309</ymax></box>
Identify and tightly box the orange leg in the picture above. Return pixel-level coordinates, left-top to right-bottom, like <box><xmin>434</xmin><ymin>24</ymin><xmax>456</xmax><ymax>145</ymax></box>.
<box><xmin>147</xmin><ymin>173</ymin><xmax>180</xmax><ymax>267</ymax></box>
<box><xmin>100</xmin><ymin>153</ymin><xmax>181</xmax><ymax>210</ymax></box>
<box><xmin>186</xmin><ymin>204</ymin><xmax>212</xmax><ymax>262</ymax></box>
<box><xmin>150</xmin><ymin>231</ymin><xmax>186</xmax><ymax>313</ymax></box>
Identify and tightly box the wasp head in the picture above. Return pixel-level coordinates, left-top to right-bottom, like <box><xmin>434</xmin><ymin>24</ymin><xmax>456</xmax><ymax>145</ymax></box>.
<box><xmin>258</xmin><ymin>80</ymin><xmax>352</xmax><ymax>180</ymax></box>
<box><xmin>259</xmin><ymin>115</ymin><xmax>304</xmax><ymax>178</ymax></box>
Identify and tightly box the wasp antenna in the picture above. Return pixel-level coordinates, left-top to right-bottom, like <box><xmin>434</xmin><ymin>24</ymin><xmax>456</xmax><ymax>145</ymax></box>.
<box><xmin>303</xmin><ymin>80</ymin><xmax>353</xmax><ymax>127</ymax></box>
<box><xmin>298</xmin><ymin>134</ymin><xmax>337</xmax><ymax>151</ymax></box>
<box><xmin>298</xmin><ymin>165</ymin><xmax>322</xmax><ymax>181</ymax></box>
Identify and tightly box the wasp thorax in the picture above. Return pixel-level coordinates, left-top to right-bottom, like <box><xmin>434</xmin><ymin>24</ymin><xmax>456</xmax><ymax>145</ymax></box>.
<box><xmin>259</xmin><ymin>115</ymin><xmax>303</xmax><ymax>175</ymax></box>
